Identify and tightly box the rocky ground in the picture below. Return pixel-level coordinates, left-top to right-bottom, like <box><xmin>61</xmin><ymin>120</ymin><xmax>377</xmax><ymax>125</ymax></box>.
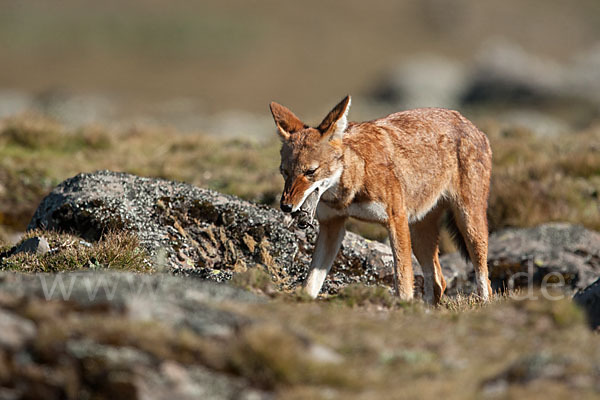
<box><xmin>0</xmin><ymin>272</ymin><xmax>597</xmax><ymax>400</ymax></box>
<box><xmin>18</xmin><ymin>171</ymin><xmax>600</xmax><ymax>299</ymax></box>
<box><xmin>0</xmin><ymin>272</ymin><xmax>266</xmax><ymax>400</ymax></box>
<box><xmin>0</xmin><ymin>171</ymin><xmax>599</xmax><ymax>398</ymax></box>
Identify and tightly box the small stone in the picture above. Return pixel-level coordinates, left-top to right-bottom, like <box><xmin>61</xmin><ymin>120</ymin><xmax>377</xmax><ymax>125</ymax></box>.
<box><xmin>14</xmin><ymin>237</ymin><xmax>50</xmax><ymax>256</ymax></box>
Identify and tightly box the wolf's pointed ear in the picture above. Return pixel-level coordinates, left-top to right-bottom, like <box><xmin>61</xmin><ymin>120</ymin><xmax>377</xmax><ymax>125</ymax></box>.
<box><xmin>269</xmin><ymin>102</ymin><xmax>306</xmax><ymax>141</ymax></box>
<box><xmin>317</xmin><ymin>95</ymin><xmax>351</xmax><ymax>141</ymax></box>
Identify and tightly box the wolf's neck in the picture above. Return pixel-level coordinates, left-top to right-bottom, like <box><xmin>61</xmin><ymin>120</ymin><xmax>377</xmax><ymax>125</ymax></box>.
<box><xmin>320</xmin><ymin>145</ymin><xmax>366</xmax><ymax>208</ymax></box>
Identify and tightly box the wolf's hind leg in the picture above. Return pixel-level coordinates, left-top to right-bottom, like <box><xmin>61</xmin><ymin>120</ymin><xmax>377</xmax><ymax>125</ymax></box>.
<box><xmin>410</xmin><ymin>204</ymin><xmax>446</xmax><ymax>304</ymax></box>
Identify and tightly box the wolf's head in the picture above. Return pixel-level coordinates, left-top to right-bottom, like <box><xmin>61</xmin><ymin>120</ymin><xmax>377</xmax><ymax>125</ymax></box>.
<box><xmin>269</xmin><ymin>96</ymin><xmax>351</xmax><ymax>214</ymax></box>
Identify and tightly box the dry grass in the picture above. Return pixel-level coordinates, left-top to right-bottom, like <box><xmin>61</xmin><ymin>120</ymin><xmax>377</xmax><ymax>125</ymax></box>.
<box><xmin>235</xmin><ymin>292</ymin><xmax>598</xmax><ymax>399</ymax></box>
<box><xmin>329</xmin><ymin>284</ymin><xmax>405</xmax><ymax>309</ymax></box>
<box><xmin>232</xmin><ymin>267</ymin><xmax>511</xmax><ymax>313</ymax></box>
<box><xmin>0</xmin><ymin>232</ymin><xmax>598</xmax><ymax>398</ymax></box>
<box><xmin>0</xmin><ymin>114</ymin><xmax>281</xmax><ymax>233</ymax></box>
<box><xmin>231</xmin><ymin>266</ymin><xmax>277</xmax><ymax>296</ymax></box>
<box><xmin>484</xmin><ymin>121</ymin><xmax>600</xmax><ymax>231</ymax></box>
<box><xmin>7</xmin><ymin>278</ymin><xmax>597</xmax><ymax>399</ymax></box>
<box><xmin>224</xmin><ymin>271</ymin><xmax>598</xmax><ymax>398</ymax></box>
<box><xmin>0</xmin><ymin>229</ymin><xmax>151</xmax><ymax>273</ymax></box>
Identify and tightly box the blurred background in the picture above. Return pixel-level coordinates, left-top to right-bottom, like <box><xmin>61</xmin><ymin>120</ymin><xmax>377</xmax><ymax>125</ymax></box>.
<box><xmin>1</xmin><ymin>0</ymin><xmax>599</xmax><ymax>244</ymax></box>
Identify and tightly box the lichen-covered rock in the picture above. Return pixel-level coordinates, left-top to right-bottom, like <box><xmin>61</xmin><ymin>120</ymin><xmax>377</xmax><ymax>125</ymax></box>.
<box><xmin>487</xmin><ymin>223</ymin><xmax>600</xmax><ymax>293</ymax></box>
<box><xmin>439</xmin><ymin>223</ymin><xmax>600</xmax><ymax>295</ymax></box>
<box><xmin>28</xmin><ymin>171</ymin><xmax>407</xmax><ymax>294</ymax></box>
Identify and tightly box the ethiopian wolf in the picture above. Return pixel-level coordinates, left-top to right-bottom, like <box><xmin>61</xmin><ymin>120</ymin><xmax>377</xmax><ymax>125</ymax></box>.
<box><xmin>269</xmin><ymin>96</ymin><xmax>492</xmax><ymax>304</ymax></box>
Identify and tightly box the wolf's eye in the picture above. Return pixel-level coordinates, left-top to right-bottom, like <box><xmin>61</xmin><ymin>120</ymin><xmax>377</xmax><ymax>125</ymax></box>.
<box><xmin>305</xmin><ymin>167</ymin><xmax>318</xmax><ymax>177</ymax></box>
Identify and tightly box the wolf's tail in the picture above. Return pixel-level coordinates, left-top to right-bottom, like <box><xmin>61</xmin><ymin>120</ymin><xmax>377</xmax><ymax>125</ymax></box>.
<box><xmin>444</xmin><ymin>210</ymin><xmax>470</xmax><ymax>261</ymax></box>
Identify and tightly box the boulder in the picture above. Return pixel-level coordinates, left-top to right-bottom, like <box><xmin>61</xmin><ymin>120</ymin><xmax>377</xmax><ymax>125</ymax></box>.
<box><xmin>486</xmin><ymin>223</ymin><xmax>600</xmax><ymax>293</ymax></box>
<box><xmin>367</xmin><ymin>55</ymin><xmax>467</xmax><ymax>110</ymax></box>
<box><xmin>367</xmin><ymin>41</ymin><xmax>600</xmax><ymax>130</ymax></box>
<box><xmin>440</xmin><ymin>223</ymin><xmax>600</xmax><ymax>295</ymax></box>
<box><xmin>461</xmin><ymin>40</ymin><xmax>567</xmax><ymax>107</ymax></box>
<box><xmin>438</xmin><ymin>251</ymin><xmax>474</xmax><ymax>295</ymax></box>
<box><xmin>27</xmin><ymin>171</ymin><xmax>414</xmax><ymax>295</ymax></box>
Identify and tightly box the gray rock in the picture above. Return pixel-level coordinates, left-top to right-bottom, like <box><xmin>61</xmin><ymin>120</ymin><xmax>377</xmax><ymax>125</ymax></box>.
<box><xmin>368</xmin><ymin>41</ymin><xmax>600</xmax><ymax>131</ymax></box>
<box><xmin>26</xmin><ymin>171</ymin><xmax>417</xmax><ymax>295</ymax></box>
<box><xmin>141</xmin><ymin>362</ymin><xmax>261</xmax><ymax>400</ymax></box>
<box><xmin>13</xmin><ymin>236</ymin><xmax>50</xmax><ymax>255</ymax></box>
<box><xmin>33</xmin><ymin>89</ymin><xmax>116</xmax><ymax>127</ymax></box>
<box><xmin>0</xmin><ymin>89</ymin><xmax>31</xmax><ymax>119</ymax></box>
<box><xmin>487</xmin><ymin>223</ymin><xmax>600</xmax><ymax>293</ymax></box>
<box><xmin>438</xmin><ymin>252</ymin><xmax>474</xmax><ymax>296</ymax></box>
<box><xmin>464</xmin><ymin>40</ymin><xmax>566</xmax><ymax>104</ymax></box>
<box><xmin>461</xmin><ymin>41</ymin><xmax>600</xmax><ymax>128</ymax></box>
<box><xmin>434</xmin><ymin>223</ymin><xmax>600</xmax><ymax>297</ymax></box>
<box><xmin>442</xmin><ymin>223</ymin><xmax>600</xmax><ymax>296</ymax></box>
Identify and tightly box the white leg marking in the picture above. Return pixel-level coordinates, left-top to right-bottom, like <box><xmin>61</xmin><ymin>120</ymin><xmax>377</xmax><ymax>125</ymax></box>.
<box><xmin>305</xmin><ymin>268</ymin><xmax>329</xmax><ymax>298</ymax></box>
<box><xmin>304</xmin><ymin>221</ymin><xmax>345</xmax><ymax>298</ymax></box>
<box><xmin>476</xmin><ymin>272</ymin><xmax>490</xmax><ymax>300</ymax></box>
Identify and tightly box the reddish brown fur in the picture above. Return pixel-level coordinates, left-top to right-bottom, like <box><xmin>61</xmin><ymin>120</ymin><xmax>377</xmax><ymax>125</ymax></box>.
<box><xmin>270</xmin><ymin>96</ymin><xmax>493</xmax><ymax>303</ymax></box>
<box><xmin>283</xmin><ymin>175</ymin><xmax>312</xmax><ymax>207</ymax></box>
<box><xmin>269</xmin><ymin>102</ymin><xmax>307</xmax><ymax>137</ymax></box>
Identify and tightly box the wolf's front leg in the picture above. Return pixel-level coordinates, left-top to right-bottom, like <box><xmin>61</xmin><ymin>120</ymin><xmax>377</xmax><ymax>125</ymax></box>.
<box><xmin>304</xmin><ymin>217</ymin><xmax>346</xmax><ymax>298</ymax></box>
<box><xmin>387</xmin><ymin>212</ymin><xmax>414</xmax><ymax>301</ymax></box>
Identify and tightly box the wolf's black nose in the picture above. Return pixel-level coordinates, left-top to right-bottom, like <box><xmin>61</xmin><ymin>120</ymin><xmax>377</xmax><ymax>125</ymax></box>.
<box><xmin>280</xmin><ymin>203</ymin><xmax>293</xmax><ymax>213</ymax></box>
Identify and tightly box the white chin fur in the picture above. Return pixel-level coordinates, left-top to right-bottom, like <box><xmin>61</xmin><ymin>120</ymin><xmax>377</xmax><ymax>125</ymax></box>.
<box><xmin>291</xmin><ymin>182</ymin><xmax>321</xmax><ymax>213</ymax></box>
<box><xmin>292</xmin><ymin>169</ymin><xmax>342</xmax><ymax>213</ymax></box>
